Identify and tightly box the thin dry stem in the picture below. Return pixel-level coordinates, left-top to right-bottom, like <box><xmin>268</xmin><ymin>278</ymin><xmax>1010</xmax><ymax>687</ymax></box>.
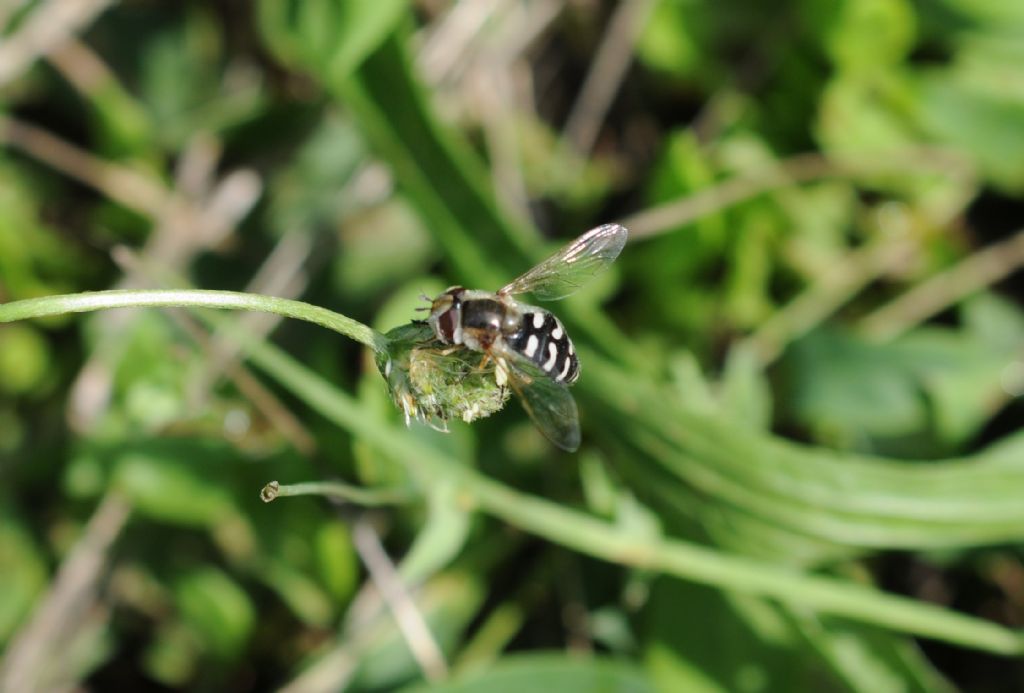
<box><xmin>353</xmin><ymin>518</ymin><xmax>449</xmax><ymax>683</ymax></box>
<box><xmin>419</xmin><ymin>0</ymin><xmax>504</xmax><ymax>83</ymax></box>
<box><xmin>277</xmin><ymin>574</ymin><xmax>383</xmax><ymax>693</ymax></box>
<box><xmin>171</xmin><ymin>305</ymin><xmax>320</xmax><ymax>456</ymax></box>
<box><xmin>476</xmin><ymin>62</ymin><xmax>532</xmax><ymax>222</ymax></box>
<box><xmin>0</xmin><ymin>0</ymin><xmax>114</xmax><ymax>88</ymax></box>
<box><xmin>0</xmin><ymin>115</ymin><xmax>169</xmax><ymax>216</ymax></box>
<box><xmin>52</xmin><ymin>127</ymin><xmax>261</xmax><ymax>431</ymax></box>
<box><xmin>490</xmin><ymin>0</ymin><xmax>564</xmax><ymax>64</ymax></box>
<box><xmin>621</xmin><ymin>149</ymin><xmax>975</xmax><ymax>239</ymax></box>
<box><xmin>861</xmin><ymin>227</ymin><xmax>1024</xmax><ymax>341</ymax></box>
<box><xmin>562</xmin><ymin>0</ymin><xmax>655</xmax><ymax>157</ymax></box>
<box><xmin>47</xmin><ymin>37</ymin><xmax>117</xmax><ymax>94</ymax></box>
<box><xmin>742</xmin><ymin>232</ymin><xmax>917</xmax><ymax>364</ymax></box>
<box><xmin>0</xmin><ymin>492</ymin><xmax>131</xmax><ymax>692</ymax></box>
<box><xmin>439</xmin><ymin>0</ymin><xmax>564</xmax><ymax>231</ymax></box>
<box><xmin>191</xmin><ymin>232</ymin><xmax>314</xmax><ymax>406</ymax></box>
<box><xmin>110</xmin><ymin>247</ymin><xmax>319</xmax><ymax>456</ymax></box>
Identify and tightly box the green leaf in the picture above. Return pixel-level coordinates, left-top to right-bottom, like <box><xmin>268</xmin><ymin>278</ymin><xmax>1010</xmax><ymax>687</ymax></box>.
<box><xmin>143</xmin><ymin>622</ymin><xmax>199</xmax><ymax>687</ymax></box>
<box><xmin>810</xmin><ymin>0</ymin><xmax>917</xmax><ymax>71</ymax></box>
<box><xmin>816</xmin><ymin>75</ymin><xmax>919</xmax><ymax>159</ymax></box>
<box><xmin>251</xmin><ymin>497</ymin><xmax>353</xmax><ymax>626</ymax></box>
<box><xmin>779</xmin><ymin>323</ymin><xmax>1017</xmax><ymax>455</ymax></box>
<box><xmin>962</xmin><ymin>292</ymin><xmax>1024</xmax><ymax>351</ymax></box>
<box><xmin>781</xmin><ymin>328</ymin><xmax>930</xmax><ymax>449</ymax></box>
<box><xmin>173</xmin><ymin>567</ymin><xmax>255</xmax><ymax>660</ymax></box>
<box><xmin>112</xmin><ymin>443</ymin><xmax>239</xmax><ymax>527</ymax></box>
<box><xmin>913</xmin><ymin>70</ymin><xmax>1024</xmax><ymax>190</ymax></box>
<box><xmin>644</xmin><ymin>579</ymin><xmax>827</xmax><ymax>693</ymax></box>
<box><xmin>933</xmin><ymin>0</ymin><xmax>1024</xmax><ymax>26</ymax></box>
<box><xmin>647</xmin><ymin>581</ymin><xmax>952</xmax><ymax>693</ymax></box>
<box><xmin>314</xmin><ymin>520</ymin><xmax>359</xmax><ymax>603</ymax></box>
<box><xmin>0</xmin><ymin>514</ymin><xmax>48</xmax><ymax>645</ymax></box>
<box><xmin>668</xmin><ymin>352</ymin><xmax>717</xmax><ymax>414</ymax></box>
<box><xmin>333</xmin><ymin>31</ymin><xmax>536</xmax><ymax>289</ymax></box>
<box><xmin>0</xmin><ymin>323</ymin><xmax>51</xmax><ymax>395</ymax></box>
<box><xmin>136</xmin><ymin>6</ymin><xmax>265</xmax><ymax>146</ymax></box>
<box><xmin>400</xmin><ymin>480</ymin><xmax>472</xmax><ymax>584</ymax></box>
<box><xmin>257</xmin><ymin>0</ymin><xmax>411</xmax><ymax>84</ymax></box>
<box><xmin>260</xmin><ymin>557</ymin><xmax>337</xmax><ymax>628</ymax></box>
<box><xmin>637</xmin><ymin>1</ymin><xmax>703</xmax><ymax>78</ymax></box>
<box><xmin>267</xmin><ymin>114</ymin><xmax>368</xmax><ymax>234</ymax></box>
<box><xmin>333</xmin><ymin>198</ymin><xmax>436</xmax><ymax>300</ymax></box>
<box><xmin>795</xmin><ymin>616</ymin><xmax>954</xmax><ymax>693</ymax></box>
<box><xmin>718</xmin><ymin>344</ymin><xmax>772</xmax><ymax>431</ymax></box>
<box><xmin>0</xmin><ymin>162</ymin><xmax>89</xmax><ymax>302</ymax></box>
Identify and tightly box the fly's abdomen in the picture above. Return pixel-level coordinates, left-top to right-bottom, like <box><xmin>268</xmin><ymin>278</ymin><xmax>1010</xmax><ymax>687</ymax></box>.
<box><xmin>507</xmin><ymin>312</ymin><xmax>579</xmax><ymax>383</ymax></box>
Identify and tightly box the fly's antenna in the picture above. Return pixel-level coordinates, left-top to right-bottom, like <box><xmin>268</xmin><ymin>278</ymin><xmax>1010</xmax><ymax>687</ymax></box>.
<box><xmin>414</xmin><ymin>290</ymin><xmax>433</xmax><ymax>312</ymax></box>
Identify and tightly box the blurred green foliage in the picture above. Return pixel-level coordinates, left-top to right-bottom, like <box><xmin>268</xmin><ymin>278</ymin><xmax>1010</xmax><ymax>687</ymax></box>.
<box><xmin>2</xmin><ymin>0</ymin><xmax>1024</xmax><ymax>690</ymax></box>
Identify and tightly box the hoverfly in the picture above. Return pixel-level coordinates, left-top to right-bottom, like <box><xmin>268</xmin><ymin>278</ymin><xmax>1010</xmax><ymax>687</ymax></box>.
<box><xmin>426</xmin><ymin>223</ymin><xmax>628</xmax><ymax>451</ymax></box>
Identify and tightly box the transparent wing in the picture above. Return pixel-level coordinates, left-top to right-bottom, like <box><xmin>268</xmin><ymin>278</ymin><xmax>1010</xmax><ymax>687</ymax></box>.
<box><xmin>499</xmin><ymin>223</ymin><xmax>628</xmax><ymax>301</ymax></box>
<box><xmin>498</xmin><ymin>347</ymin><xmax>580</xmax><ymax>452</ymax></box>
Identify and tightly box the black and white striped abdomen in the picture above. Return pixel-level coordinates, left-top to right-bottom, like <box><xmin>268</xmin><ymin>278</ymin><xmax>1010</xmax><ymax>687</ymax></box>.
<box><xmin>507</xmin><ymin>311</ymin><xmax>579</xmax><ymax>383</ymax></box>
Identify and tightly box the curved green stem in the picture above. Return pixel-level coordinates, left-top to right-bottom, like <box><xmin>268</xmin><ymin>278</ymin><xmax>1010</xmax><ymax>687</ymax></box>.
<box><xmin>260</xmin><ymin>480</ymin><xmax>413</xmax><ymax>505</ymax></box>
<box><xmin>0</xmin><ymin>290</ymin><xmax>389</xmax><ymax>353</ymax></box>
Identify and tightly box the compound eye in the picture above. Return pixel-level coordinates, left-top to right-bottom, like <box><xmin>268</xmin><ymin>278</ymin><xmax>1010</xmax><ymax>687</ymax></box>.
<box><xmin>437</xmin><ymin>308</ymin><xmax>458</xmax><ymax>343</ymax></box>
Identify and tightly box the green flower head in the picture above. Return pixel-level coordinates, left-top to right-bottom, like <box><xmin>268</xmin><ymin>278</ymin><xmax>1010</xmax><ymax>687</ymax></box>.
<box><xmin>375</xmin><ymin>322</ymin><xmax>510</xmax><ymax>429</ymax></box>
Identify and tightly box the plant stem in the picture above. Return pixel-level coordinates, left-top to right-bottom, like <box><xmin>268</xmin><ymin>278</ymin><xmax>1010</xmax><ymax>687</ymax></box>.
<box><xmin>260</xmin><ymin>480</ymin><xmax>412</xmax><ymax>506</ymax></box>
<box><xmin>621</xmin><ymin>148</ymin><xmax>974</xmax><ymax>239</ymax></box>
<box><xmin>0</xmin><ymin>115</ymin><xmax>166</xmax><ymax>216</ymax></box>
<box><xmin>860</xmin><ymin>226</ymin><xmax>1024</xmax><ymax>341</ymax></box>
<box><xmin>741</xmin><ymin>232</ymin><xmax>915</xmax><ymax>364</ymax></box>
<box><xmin>0</xmin><ymin>490</ymin><xmax>131</xmax><ymax>691</ymax></box>
<box><xmin>0</xmin><ymin>289</ymin><xmax>389</xmax><ymax>353</ymax></box>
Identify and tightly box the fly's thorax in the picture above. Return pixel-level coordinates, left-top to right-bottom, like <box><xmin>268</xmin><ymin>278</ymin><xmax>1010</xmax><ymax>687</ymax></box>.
<box><xmin>461</xmin><ymin>297</ymin><xmax>506</xmax><ymax>332</ymax></box>
<box><xmin>457</xmin><ymin>291</ymin><xmax>520</xmax><ymax>351</ymax></box>
<box><xmin>507</xmin><ymin>309</ymin><xmax>580</xmax><ymax>384</ymax></box>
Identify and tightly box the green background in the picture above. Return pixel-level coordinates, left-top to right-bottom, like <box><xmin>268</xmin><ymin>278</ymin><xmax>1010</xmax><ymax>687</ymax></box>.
<box><xmin>2</xmin><ymin>0</ymin><xmax>1024</xmax><ymax>690</ymax></box>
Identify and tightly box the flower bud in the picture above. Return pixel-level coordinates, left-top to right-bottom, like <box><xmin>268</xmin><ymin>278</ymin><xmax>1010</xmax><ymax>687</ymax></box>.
<box><xmin>376</xmin><ymin>322</ymin><xmax>509</xmax><ymax>428</ymax></box>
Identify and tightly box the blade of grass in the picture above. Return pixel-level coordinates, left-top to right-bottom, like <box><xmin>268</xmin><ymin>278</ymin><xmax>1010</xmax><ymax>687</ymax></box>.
<box><xmin>580</xmin><ymin>352</ymin><xmax>1024</xmax><ymax>549</ymax></box>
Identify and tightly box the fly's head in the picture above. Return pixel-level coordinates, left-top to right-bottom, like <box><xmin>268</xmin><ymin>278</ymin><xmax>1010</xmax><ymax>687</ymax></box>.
<box><xmin>427</xmin><ymin>286</ymin><xmax>464</xmax><ymax>345</ymax></box>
